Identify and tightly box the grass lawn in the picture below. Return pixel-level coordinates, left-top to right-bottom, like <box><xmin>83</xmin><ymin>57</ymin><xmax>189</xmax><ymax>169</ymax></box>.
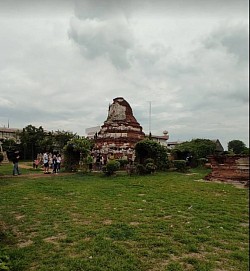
<box><xmin>0</xmin><ymin>163</ymin><xmax>249</xmax><ymax>271</ymax></box>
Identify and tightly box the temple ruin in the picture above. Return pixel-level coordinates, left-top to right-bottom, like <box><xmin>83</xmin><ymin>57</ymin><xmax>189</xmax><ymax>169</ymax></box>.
<box><xmin>205</xmin><ymin>155</ymin><xmax>249</xmax><ymax>187</ymax></box>
<box><xmin>93</xmin><ymin>97</ymin><xmax>145</xmax><ymax>160</ymax></box>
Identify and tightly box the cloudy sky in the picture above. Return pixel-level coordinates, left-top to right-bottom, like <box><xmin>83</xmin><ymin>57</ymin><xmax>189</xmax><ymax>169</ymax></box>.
<box><xmin>0</xmin><ymin>0</ymin><xmax>249</xmax><ymax>149</ymax></box>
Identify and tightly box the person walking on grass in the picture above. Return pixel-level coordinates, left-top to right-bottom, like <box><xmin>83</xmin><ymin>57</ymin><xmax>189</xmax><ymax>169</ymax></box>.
<box><xmin>12</xmin><ymin>151</ymin><xmax>21</xmax><ymax>176</ymax></box>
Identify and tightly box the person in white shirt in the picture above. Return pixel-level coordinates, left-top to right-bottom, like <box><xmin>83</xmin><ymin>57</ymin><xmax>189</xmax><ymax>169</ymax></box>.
<box><xmin>56</xmin><ymin>154</ymin><xmax>62</xmax><ymax>172</ymax></box>
<box><xmin>43</xmin><ymin>152</ymin><xmax>49</xmax><ymax>174</ymax></box>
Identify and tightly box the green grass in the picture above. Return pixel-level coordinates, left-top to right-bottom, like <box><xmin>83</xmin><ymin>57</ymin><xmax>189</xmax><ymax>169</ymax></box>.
<box><xmin>0</xmin><ymin>164</ymin><xmax>249</xmax><ymax>271</ymax></box>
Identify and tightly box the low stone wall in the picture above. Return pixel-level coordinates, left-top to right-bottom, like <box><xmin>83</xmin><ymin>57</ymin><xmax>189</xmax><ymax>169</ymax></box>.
<box><xmin>205</xmin><ymin>155</ymin><xmax>249</xmax><ymax>187</ymax></box>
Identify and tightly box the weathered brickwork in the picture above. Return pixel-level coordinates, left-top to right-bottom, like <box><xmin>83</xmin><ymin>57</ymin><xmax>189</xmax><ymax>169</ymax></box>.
<box><xmin>94</xmin><ymin>97</ymin><xmax>145</xmax><ymax>160</ymax></box>
<box><xmin>205</xmin><ymin>155</ymin><xmax>249</xmax><ymax>187</ymax></box>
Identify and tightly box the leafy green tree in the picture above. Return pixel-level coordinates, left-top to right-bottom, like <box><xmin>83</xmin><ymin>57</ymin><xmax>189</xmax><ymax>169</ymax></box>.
<box><xmin>63</xmin><ymin>137</ymin><xmax>92</xmax><ymax>171</ymax></box>
<box><xmin>228</xmin><ymin>140</ymin><xmax>247</xmax><ymax>154</ymax></box>
<box><xmin>172</xmin><ymin>139</ymin><xmax>216</xmax><ymax>166</ymax></box>
<box><xmin>38</xmin><ymin>132</ymin><xmax>54</xmax><ymax>153</ymax></box>
<box><xmin>19</xmin><ymin>125</ymin><xmax>45</xmax><ymax>160</ymax></box>
<box><xmin>135</xmin><ymin>139</ymin><xmax>169</xmax><ymax>171</ymax></box>
<box><xmin>53</xmin><ymin>130</ymin><xmax>76</xmax><ymax>152</ymax></box>
<box><xmin>37</xmin><ymin>130</ymin><xmax>76</xmax><ymax>154</ymax></box>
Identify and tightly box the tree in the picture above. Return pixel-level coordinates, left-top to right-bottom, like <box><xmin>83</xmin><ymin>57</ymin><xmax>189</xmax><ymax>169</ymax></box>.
<box><xmin>63</xmin><ymin>136</ymin><xmax>93</xmax><ymax>171</ymax></box>
<box><xmin>172</xmin><ymin>139</ymin><xmax>216</xmax><ymax>166</ymax></box>
<box><xmin>135</xmin><ymin>139</ymin><xmax>169</xmax><ymax>171</ymax></box>
<box><xmin>19</xmin><ymin>125</ymin><xmax>45</xmax><ymax>160</ymax></box>
<box><xmin>38</xmin><ymin>132</ymin><xmax>54</xmax><ymax>153</ymax></box>
<box><xmin>228</xmin><ymin>140</ymin><xmax>247</xmax><ymax>154</ymax></box>
<box><xmin>53</xmin><ymin>130</ymin><xmax>76</xmax><ymax>152</ymax></box>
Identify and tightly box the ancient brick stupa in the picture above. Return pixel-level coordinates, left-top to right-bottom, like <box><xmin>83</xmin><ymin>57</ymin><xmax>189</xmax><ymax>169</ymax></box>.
<box><xmin>94</xmin><ymin>97</ymin><xmax>145</xmax><ymax>160</ymax></box>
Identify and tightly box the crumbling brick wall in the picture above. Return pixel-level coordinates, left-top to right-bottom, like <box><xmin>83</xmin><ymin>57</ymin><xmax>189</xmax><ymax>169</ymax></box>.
<box><xmin>205</xmin><ymin>155</ymin><xmax>249</xmax><ymax>186</ymax></box>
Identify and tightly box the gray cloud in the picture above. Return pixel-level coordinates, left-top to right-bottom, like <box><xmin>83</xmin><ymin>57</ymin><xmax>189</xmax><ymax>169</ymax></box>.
<box><xmin>204</xmin><ymin>23</ymin><xmax>249</xmax><ymax>64</ymax></box>
<box><xmin>0</xmin><ymin>0</ymin><xmax>248</xmax><ymax>149</ymax></box>
<box><xmin>68</xmin><ymin>16</ymin><xmax>134</xmax><ymax>69</ymax></box>
<box><xmin>73</xmin><ymin>0</ymin><xmax>248</xmax><ymax>18</ymax></box>
<box><xmin>0</xmin><ymin>0</ymin><xmax>73</xmax><ymax>18</ymax></box>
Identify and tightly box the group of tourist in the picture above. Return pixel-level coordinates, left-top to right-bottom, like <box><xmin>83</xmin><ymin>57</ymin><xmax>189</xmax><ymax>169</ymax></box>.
<box><xmin>11</xmin><ymin>150</ymin><xmax>129</xmax><ymax>175</ymax></box>
<box><xmin>42</xmin><ymin>152</ymin><xmax>62</xmax><ymax>174</ymax></box>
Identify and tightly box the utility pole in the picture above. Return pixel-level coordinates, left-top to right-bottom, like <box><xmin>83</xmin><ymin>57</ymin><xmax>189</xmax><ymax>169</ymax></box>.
<box><xmin>148</xmin><ymin>101</ymin><xmax>152</xmax><ymax>137</ymax></box>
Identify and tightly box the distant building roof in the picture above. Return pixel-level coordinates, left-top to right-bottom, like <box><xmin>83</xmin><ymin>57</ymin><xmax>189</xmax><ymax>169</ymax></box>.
<box><xmin>85</xmin><ymin>126</ymin><xmax>101</xmax><ymax>139</ymax></box>
<box><xmin>85</xmin><ymin>126</ymin><xmax>100</xmax><ymax>134</ymax></box>
<box><xmin>0</xmin><ymin>127</ymin><xmax>20</xmax><ymax>133</ymax></box>
<box><xmin>211</xmin><ymin>139</ymin><xmax>224</xmax><ymax>152</ymax></box>
<box><xmin>0</xmin><ymin>127</ymin><xmax>21</xmax><ymax>142</ymax></box>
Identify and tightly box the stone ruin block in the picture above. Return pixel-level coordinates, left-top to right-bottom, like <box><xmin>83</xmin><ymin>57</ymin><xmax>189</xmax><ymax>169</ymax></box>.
<box><xmin>205</xmin><ymin>155</ymin><xmax>249</xmax><ymax>187</ymax></box>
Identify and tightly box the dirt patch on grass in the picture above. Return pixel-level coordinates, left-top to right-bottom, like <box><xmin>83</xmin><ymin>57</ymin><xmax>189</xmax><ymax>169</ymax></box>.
<box><xmin>18</xmin><ymin>239</ymin><xmax>33</xmax><ymax>248</ymax></box>
<box><xmin>19</xmin><ymin>163</ymin><xmax>33</xmax><ymax>169</ymax></box>
<box><xmin>240</xmin><ymin>222</ymin><xmax>249</xmax><ymax>228</ymax></box>
<box><xmin>0</xmin><ymin>172</ymin><xmax>74</xmax><ymax>179</ymax></box>
<box><xmin>129</xmin><ymin>222</ymin><xmax>140</xmax><ymax>226</ymax></box>
<box><xmin>43</xmin><ymin>234</ymin><xmax>67</xmax><ymax>245</ymax></box>
<box><xmin>15</xmin><ymin>214</ymin><xmax>25</xmax><ymax>220</ymax></box>
<box><xmin>103</xmin><ymin>219</ymin><xmax>113</xmax><ymax>225</ymax></box>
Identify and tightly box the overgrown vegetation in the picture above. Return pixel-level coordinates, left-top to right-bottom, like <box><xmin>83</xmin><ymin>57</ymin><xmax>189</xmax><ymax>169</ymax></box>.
<box><xmin>135</xmin><ymin>139</ymin><xmax>169</xmax><ymax>172</ymax></box>
<box><xmin>63</xmin><ymin>137</ymin><xmax>93</xmax><ymax>172</ymax></box>
<box><xmin>172</xmin><ymin>160</ymin><xmax>187</xmax><ymax>172</ymax></box>
<box><xmin>171</xmin><ymin>139</ymin><xmax>217</xmax><ymax>167</ymax></box>
<box><xmin>102</xmin><ymin>160</ymin><xmax>120</xmax><ymax>176</ymax></box>
<box><xmin>1</xmin><ymin>125</ymin><xmax>77</xmax><ymax>161</ymax></box>
<box><xmin>228</xmin><ymin>139</ymin><xmax>249</xmax><ymax>154</ymax></box>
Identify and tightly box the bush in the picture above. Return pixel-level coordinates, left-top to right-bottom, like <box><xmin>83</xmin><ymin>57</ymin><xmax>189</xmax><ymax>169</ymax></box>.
<box><xmin>0</xmin><ymin>255</ymin><xmax>11</xmax><ymax>271</ymax></box>
<box><xmin>145</xmin><ymin>162</ymin><xmax>157</xmax><ymax>174</ymax></box>
<box><xmin>126</xmin><ymin>164</ymin><xmax>137</xmax><ymax>175</ymax></box>
<box><xmin>136</xmin><ymin>164</ymin><xmax>147</xmax><ymax>175</ymax></box>
<box><xmin>102</xmin><ymin>160</ymin><xmax>120</xmax><ymax>176</ymax></box>
<box><xmin>136</xmin><ymin>160</ymin><xmax>157</xmax><ymax>175</ymax></box>
<box><xmin>144</xmin><ymin>158</ymin><xmax>155</xmax><ymax>164</ymax></box>
<box><xmin>173</xmin><ymin>160</ymin><xmax>187</xmax><ymax>172</ymax></box>
<box><xmin>117</xmin><ymin>159</ymin><xmax>129</xmax><ymax>169</ymax></box>
<box><xmin>198</xmin><ymin>158</ymin><xmax>208</xmax><ymax>167</ymax></box>
<box><xmin>135</xmin><ymin>139</ymin><xmax>169</xmax><ymax>171</ymax></box>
